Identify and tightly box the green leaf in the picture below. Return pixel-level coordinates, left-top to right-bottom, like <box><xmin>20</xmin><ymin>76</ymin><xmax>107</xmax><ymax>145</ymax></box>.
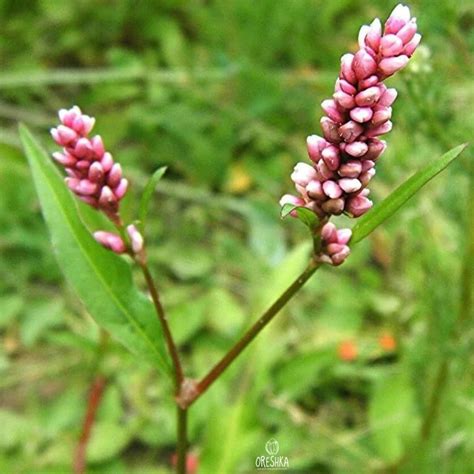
<box><xmin>351</xmin><ymin>144</ymin><xmax>468</xmax><ymax>243</ymax></box>
<box><xmin>19</xmin><ymin>125</ymin><xmax>171</xmax><ymax>378</ymax></box>
<box><xmin>281</xmin><ymin>203</ymin><xmax>319</xmax><ymax>229</ymax></box>
<box><xmin>138</xmin><ymin>166</ymin><xmax>167</xmax><ymax>231</ymax></box>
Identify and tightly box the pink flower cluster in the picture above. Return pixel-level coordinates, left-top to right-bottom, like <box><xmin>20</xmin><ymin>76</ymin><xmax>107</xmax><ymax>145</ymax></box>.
<box><xmin>51</xmin><ymin>106</ymin><xmax>128</xmax><ymax>223</ymax></box>
<box><xmin>318</xmin><ymin>223</ymin><xmax>352</xmax><ymax>266</ymax></box>
<box><xmin>281</xmin><ymin>4</ymin><xmax>420</xmax><ymax>220</ymax></box>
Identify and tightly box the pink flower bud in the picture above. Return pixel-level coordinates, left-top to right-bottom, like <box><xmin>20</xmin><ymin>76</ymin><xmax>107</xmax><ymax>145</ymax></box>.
<box><xmin>321</xmin><ymin>222</ymin><xmax>337</xmax><ymax>242</ymax></box>
<box><xmin>100</xmin><ymin>152</ymin><xmax>114</xmax><ymax>173</ymax></box>
<box><xmin>338</xmin><ymin>121</ymin><xmax>364</xmax><ymax>143</ymax></box>
<box><xmin>355</xmin><ymin>86</ymin><xmax>382</xmax><ymax>107</ymax></box>
<box><xmin>65</xmin><ymin>177</ymin><xmax>80</xmax><ymax>192</ymax></box>
<box><xmin>333</xmin><ymin>91</ymin><xmax>356</xmax><ymax>109</ymax></box>
<box><xmin>346</xmin><ymin>194</ymin><xmax>373</xmax><ymax>217</ymax></box>
<box><xmin>361</xmin><ymin>160</ymin><xmax>375</xmax><ymax>172</ymax></box>
<box><xmin>345</xmin><ymin>141</ymin><xmax>368</xmax><ymax>157</ymax></box>
<box><xmin>404</xmin><ymin>33</ymin><xmax>421</xmax><ymax>56</ymax></box>
<box><xmin>93</xmin><ymin>231</ymin><xmax>126</xmax><ymax>254</ymax></box>
<box><xmin>107</xmin><ymin>163</ymin><xmax>123</xmax><ymax>188</ymax></box>
<box><xmin>52</xmin><ymin>151</ymin><xmax>76</xmax><ymax>167</ymax></box>
<box><xmin>338</xmin><ymin>160</ymin><xmax>362</xmax><ymax>178</ymax></box>
<box><xmin>379</xmin><ymin>55</ymin><xmax>409</xmax><ymax>76</ymax></box>
<box><xmin>378</xmin><ymin>88</ymin><xmax>398</xmax><ymax>107</ymax></box>
<box><xmin>366</xmin><ymin>121</ymin><xmax>393</xmax><ymax>138</ymax></box>
<box><xmin>99</xmin><ymin>186</ymin><xmax>117</xmax><ymax>209</ymax></box>
<box><xmin>340</xmin><ymin>54</ymin><xmax>357</xmax><ymax>84</ymax></box>
<box><xmin>350</xmin><ymin>107</ymin><xmax>373</xmax><ymax>123</ymax></box>
<box><xmin>336</xmin><ymin>228</ymin><xmax>352</xmax><ymax>245</ymax></box>
<box><xmin>327</xmin><ymin>243</ymin><xmax>347</xmax><ymax>255</ymax></box>
<box><xmin>317</xmin><ymin>160</ymin><xmax>335</xmax><ymax>180</ymax></box>
<box><xmin>114</xmin><ymin>179</ymin><xmax>129</xmax><ymax>199</ymax></box>
<box><xmin>331</xmin><ymin>246</ymin><xmax>351</xmax><ymax>266</ymax></box>
<box><xmin>380</xmin><ymin>34</ymin><xmax>404</xmax><ymax>57</ymax></box>
<box><xmin>365</xmin><ymin>18</ymin><xmax>382</xmax><ymax>51</ymax></box>
<box><xmin>321</xmin><ymin>99</ymin><xmax>344</xmax><ymax>123</ymax></box>
<box><xmin>385</xmin><ymin>4</ymin><xmax>411</xmax><ymax>35</ymax></box>
<box><xmin>360</xmin><ymin>168</ymin><xmax>376</xmax><ymax>186</ymax></box>
<box><xmin>322</xmin><ymin>198</ymin><xmax>345</xmax><ymax>215</ymax></box>
<box><xmin>291</xmin><ymin>162</ymin><xmax>317</xmax><ymax>187</ymax></box>
<box><xmin>280</xmin><ymin>194</ymin><xmax>305</xmax><ymax>216</ymax></box>
<box><xmin>371</xmin><ymin>107</ymin><xmax>392</xmax><ymax>127</ymax></box>
<box><xmin>74</xmin><ymin>137</ymin><xmax>93</xmax><ymax>159</ymax></box>
<box><xmin>320</xmin><ymin>117</ymin><xmax>342</xmax><ymax>143</ymax></box>
<box><xmin>52</xmin><ymin>125</ymin><xmax>77</xmax><ymax>145</ymax></box>
<box><xmin>338</xmin><ymin>79</ymin><xmax>357</xmax><ymax>95</ymax></box>
<box><xmin>91</xmin><ymin>135</ymin><xmax>105</xmax><ymax>157</ymax></box>
<box><xmin>352</xmin><ymin>49</ymin><xmax>377</xmax><ymax>80</ymax></box>
<box><xmin>306</xmin><ymin>179</ymin><xmax>325</xmax><ymax>199</ymax></box>
<box><xmin>306</xmin><ymin>135</ymin><xmax>327</xmax><ymax>162</ymax></box>
<box><xmin>127</xmin><ymin>224</ymin><xmax>144</xmax><ymax>254</ymax></box>
<box><xmin>364</xmin><ymin>139</ymin><xmax>387</xmax><ymax>161</ymax></box>
<box><xmin>88</xmin><ymin>162</ymin><xmax>105</xmax><ymax>183</ymax></box>
<box><xmin>358</xmin><ymin>25</ymin><xmax>370</xmax><ymax>49</ymax></box>
<box><xmin>321</xmin><ymin>146</ymin><xmax>341</xmax><ymax>171</ymax></box>
<box><xmin>323</xmin><ymin>180</ymin><xmax>343</xmax><ymax>199</ymax></box>
<box><xmin>338</xmin><ymin>178</ymin><xmax>362</xmax><ymax>193</ymax></box>
<box><xmin>358</xmin><ymin>75</ymin><xmax>379</xmax><ymax>90</ymax></box>
<box><xmin>397</xmin><ymin>19</ymin><xmax>417</xmax><ymax>44</ymax></box>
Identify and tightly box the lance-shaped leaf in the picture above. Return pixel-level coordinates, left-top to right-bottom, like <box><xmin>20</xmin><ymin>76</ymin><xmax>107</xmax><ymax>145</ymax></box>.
<box><xmin>138</xmin><ymin>166</ymin><xmax>167</xmax><ymax>232</ymax></box>
<box><xmin>20</xmin><ymin>125</ymin><xmax>172</xmax><ymax>378</ymax></box>
<box><xmin>281</xmin><ymin>203</ymin><xmax>319</xmax><ymax>230</ymax></box>
<box><xmin>351</xmin><ymin>144</ymin><xmax>468</xmax><ymax>244</ymax></box>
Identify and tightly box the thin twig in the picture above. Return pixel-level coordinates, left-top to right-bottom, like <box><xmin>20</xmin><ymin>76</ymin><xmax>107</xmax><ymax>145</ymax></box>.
<box><xmin>185</xmin><ymin>257</ymin><xmax>321</xmax><ymax>407</ymax></box>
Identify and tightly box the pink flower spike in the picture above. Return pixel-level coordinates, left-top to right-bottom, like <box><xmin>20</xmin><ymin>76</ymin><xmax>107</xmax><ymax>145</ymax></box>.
<box><xmin>306</xmin><ymin>180</ymin><xmax>325</xmax><ymax>199</ymax></box>
<box><xmin>321</xmin><ymin>146</ymin><xmax>341</xmax><ymax>171</ymax></box>
<box><xmin>355</xmin><ymin>86</ymin><xmax>382</xmax><ymax>107</ymax></box>
<box><xmin>366</xmin><ymin>121</ymin><xmax>393</xmax><ymax>138</ymax></box>
<box><xmin>321</xmin><ymin>99</ymin><xmax>344</xmax><ymax>123</ymax></box>
<box><xmin>358</xmin><ymin>25</ymin><xmax>370</xmax><ymax>49</ymax></box>
<box><xmin>93</xmin><ymin>231</ymin><xmax>126</xmax><ymax>254</ymax></box>
<box><xmin>338</xmin><ymin>121</ymin><xmax>364</xmax><ymax>143</ymax></box>
<box><xmin>320</xmin><ymin>117</ymin><xmax>342</xmax><ymax>143</ymax></box>
<box><xmin>100</xmin><ymin>152</ymin><xmax>114</xmax><ymax>173</ymax></box>
<box><xmin>52</xmin><ymin>152</ymin><xmax>76</xmax><ymax>167</ymax></box>
<box><xmin>88</xmin><ymin>162</ymin><xmax>105</xmax><ymax>183</ymax></box>
<box><xmin>107</xmin><ymin>163</ymin><xmax>123</xmax><ymax>188</ymax></box>
<box><xmin>371</xmin><ymin>107</ymin><xmax>392</xmax><ymax>127</ymax></box>
<box><xmin>338</xmin><ymin>160</ymin><xmax>362</xmax><ymax>178</ymax></box>
<box><xmin>91</xmin><ymin>135</ymin><xmax>105</xmax><ymax>157</ymax></box>
<box><xmin>333</xmin><ymin>91</ymin><xmax>356</xmax><ymax>109</ymax></box>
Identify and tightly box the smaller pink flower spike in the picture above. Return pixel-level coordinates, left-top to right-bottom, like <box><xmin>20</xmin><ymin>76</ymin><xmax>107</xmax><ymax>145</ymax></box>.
<box><xmin>93</xmin><ymin>231</ymin><xmax>126</xmax><ymax>254</ymax></box>
<box><xmin>318</xmin><ymin>223</ymin><xmax>352</xmax><ymax>266</ymax></box>
<box><xmin>51</xmin><ymin>106</ymin><xmax>128</xmax><ymax>224</ymax></box>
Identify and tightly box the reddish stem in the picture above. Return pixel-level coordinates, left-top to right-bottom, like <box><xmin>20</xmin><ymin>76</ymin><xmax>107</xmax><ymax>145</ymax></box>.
<box><xmin>73</xmin><ymin>375</ymin><xmax>107</xmax><ymax>474</ymax></box>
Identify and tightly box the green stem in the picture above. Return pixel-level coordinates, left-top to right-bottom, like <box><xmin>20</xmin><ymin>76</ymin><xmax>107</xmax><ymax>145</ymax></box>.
<box><xmin>186</xmin><ymin>257</ymin><xmax>321</xmax><ymax>407</ymax></box>
<box><xmin>176</xmin><ymin>407</ymin><xmax>188</xmax><ymax>474</ymax></box>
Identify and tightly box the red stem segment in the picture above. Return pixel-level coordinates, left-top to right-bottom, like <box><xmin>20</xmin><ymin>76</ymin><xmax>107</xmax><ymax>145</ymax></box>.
<box><xmin>186</xmin><ymin>258</ymin><xmax>321</xmax><ymax>407</ymax></box>
<box><xmin>73</xmin><ymin>375</ymin><xmax>107</xmax><ymax>474</ymax></box>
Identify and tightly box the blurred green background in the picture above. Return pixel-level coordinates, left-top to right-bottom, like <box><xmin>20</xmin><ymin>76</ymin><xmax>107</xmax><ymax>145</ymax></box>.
<box><xmin>0</xmin><ymin>0</ymin><xmax>473</xmax><ymax>473</ymax></box>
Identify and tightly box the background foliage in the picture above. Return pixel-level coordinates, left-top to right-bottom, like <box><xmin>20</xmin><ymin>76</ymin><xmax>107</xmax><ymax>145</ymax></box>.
<box><xmin>0</xmin><ymin>0</ymin><xmax>472</xmax><ymax>472</ymax></box>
